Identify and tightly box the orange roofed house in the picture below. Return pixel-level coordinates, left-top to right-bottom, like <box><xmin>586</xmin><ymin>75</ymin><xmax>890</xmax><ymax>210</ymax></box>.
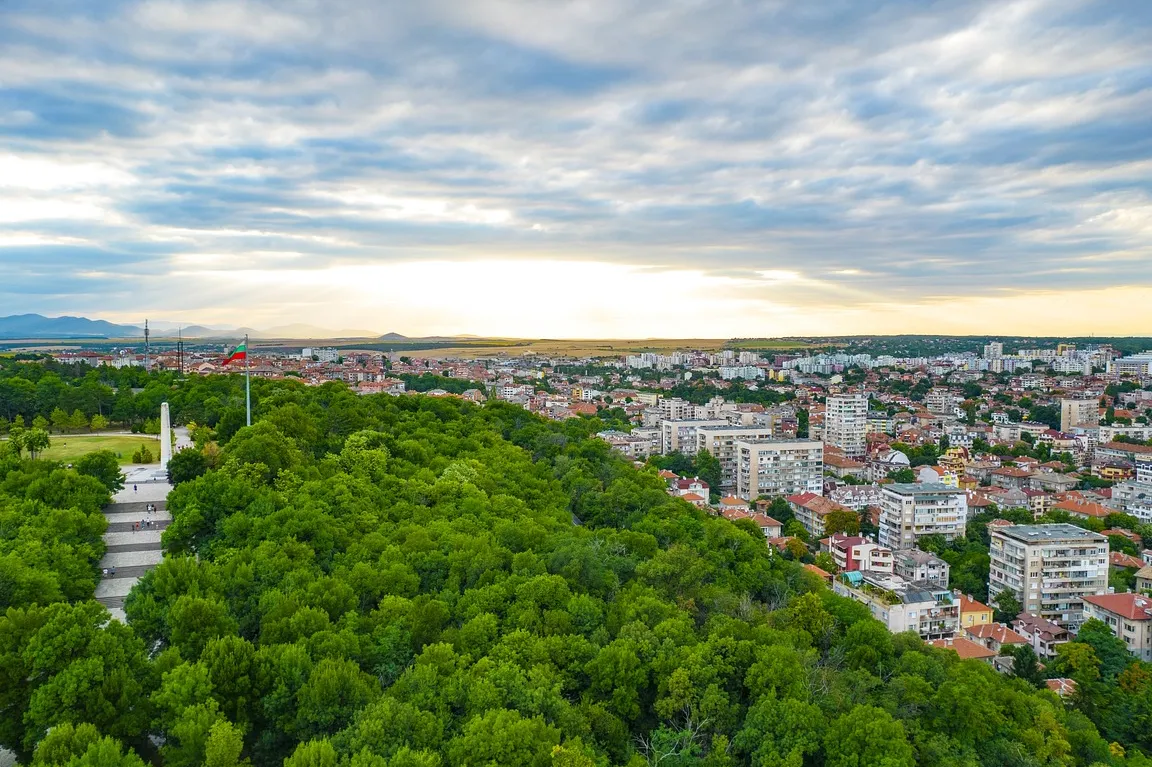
<box><xmin>786</xmin><ymin>493</ymin><xmax>855</xmax><ymax>538</ymax></box>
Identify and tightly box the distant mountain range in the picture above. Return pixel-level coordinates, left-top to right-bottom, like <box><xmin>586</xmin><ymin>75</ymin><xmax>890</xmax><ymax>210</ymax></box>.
<box><xmin>0</xmin><ymin>314</ymin><xmax>387</xmax><ymax>340</ymax></box>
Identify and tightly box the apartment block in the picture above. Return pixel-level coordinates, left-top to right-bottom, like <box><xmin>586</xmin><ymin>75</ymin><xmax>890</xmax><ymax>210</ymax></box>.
<box><xmin>1082</xmin><ymin>593</ymin><xmax>1152</xmax><ymax>661</ymax></box>
<box><xmin>695</xmin><ymin>425</ymin><xmax>779</xmax><ymax>491</ymax></box>
<box><xmin>878</xmin><ymin>483</ymin><xmax>968</xmax><ymax>550</ymax></box>
<box><xmin>825</xmin><ymin>393</ymin><xmax>869</xmax><ymax>459</ymax></box>
<box><xmin>833</xmin><ymin>571</ymin><xmax>959</xmax><ymax>639</ymax></box>
<box><xmin>988</xmin><ymin>524</ymin><xmax>1109</xmax><ymax>630</ymax></box>
<box><xmin>1060</xmin><ymin>398</ymin><xmax>1099</xmax><ymax>433</ymax></box>
<box><xmin>736</xmin><ymin>440</ymin><xmax>824</xmax><ymax>500</ymax></box>
<box><xmin>824</xmin><ymin>534</ymin><xmax>895</xmax><ymax>574</ymax></box>
<box><xmin>660</xmin><ymin>418</ymin><xmax>729</xmax><ymax>455</ymax></box>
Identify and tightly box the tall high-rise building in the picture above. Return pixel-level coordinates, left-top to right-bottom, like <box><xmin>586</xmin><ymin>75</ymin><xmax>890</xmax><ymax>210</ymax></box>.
<box><xmin>988</xmin><ymin>524</ymin><xmax>1109</xmax><ymax>630</ymax></box>
<box><xmin>1060</xmin><ymin>398</ymin><xmax>1099</xmax><ymax>433</ymax></box>
<box><xmin>983</xmin><ymin>341</ymin><xmax>1004</xmax><ymax>360</ymax></box>
<box><xmin>825</xmin><ymin>393</ymin><xmax>868</xmax><ymax>458</ymax></box>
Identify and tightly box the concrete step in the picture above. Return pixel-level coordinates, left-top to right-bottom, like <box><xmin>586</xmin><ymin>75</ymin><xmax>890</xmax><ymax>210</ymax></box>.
<box><xmin>107</xmin><ymin>541</ymin><xmax>167</xmax><ymax>554</ymax></box>
<box><xmin>101</xmin><ymin>550</ymin><xmax>163</xmax><ymax>570</ymax></box>
<box><xmin>104</xmin><ymin>530</ymin><xmax>162</xmax><ymax>547</ymax></box>
<box><xmin>97</xmin><ymin>563</ymin><xmax>157</xmax><ymax>579</ymax></box>
<box><xmin>95</xmin><ymin>577</ymin><xmax>138</xmax><ymax>600</ymax></box>
<box><xmin>106</xmin><ymin>511</ymin><xmax>171</xmax><ymax>525</ymax></box>
<box><xmin>105</xmin><ymin>520</ymin><xmax>169</xmax><ymax>534</ymax></box>
<box><xmin>105</xmin><ymin>501</ymin><xmax>167</xmax><ymax>515</ymax></box>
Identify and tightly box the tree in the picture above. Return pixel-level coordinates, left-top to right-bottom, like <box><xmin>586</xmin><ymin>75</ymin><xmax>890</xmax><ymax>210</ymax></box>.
<box><xmin>90</xmin><ymin>413</ymin><xmax>109</xmax><ymax>432</ymax></box>
<box><xmin>824</xmin><ymin>705</ymin><xmax>914</xmax><ymax>767</ymax></box>
<box><xmin>168</xmin><ymin>448</ymin><xmax>208</xmax><ymax>486</ymax></box>
<box><xmin>69</xmin><ymin>409</ymin><xmax>88</xmax><ymax>433</ymax></box>
<box><xmin>824</xmin><ymin>509</ymin><xmax>860</xmax><ymax>536</ymax></box>
<box><xmin>991</xmin><ymin>589</ymin><xmax>1022</xmax><ymax>624</ymax></box>
<box><xmin>132</xmin><ymin>444</ymin><xmax>155</xmax><ymax>463</ymax></box>
<box><xmin>76</xmin><ymin>450</ymin><xmax>125</xmax><ymax>493</ymax></box>
<box><xmin>888</xmin><ymin>468</ymin><xmax>916</xmax><ymax>483</ymax></box>
<box><xmin>32</xmin><ymin>414</ymin><xmax>49</xmax><ymax>431</ymax></box>
<box><xmin>20</xmin><ymin>428</ymin><xmax>51</xmax><ymax>459</ymax></box>
<box><xmin>1009</xmin><ymin>644</ymin><xmax>1045</xmax><ymax>688</ymax></box>
<box><xmin>693</xmin><ymin>449</ymin><xmax>722</xmax><ymax>497</ymax></box>
<box><xmin>50</xmin><ymin>407</ymin><xmax>70</xmax><ymax>433</ymax></box>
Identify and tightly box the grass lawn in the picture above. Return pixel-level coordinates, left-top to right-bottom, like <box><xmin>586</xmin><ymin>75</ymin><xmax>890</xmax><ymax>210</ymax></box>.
<box><xmin>40</xmin><ymin>435</ymin><xmax>162</xmax><ymax>465</ymax></box>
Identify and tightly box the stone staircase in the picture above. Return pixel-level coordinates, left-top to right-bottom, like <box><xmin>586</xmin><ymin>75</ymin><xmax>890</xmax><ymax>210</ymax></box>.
<box><xmin>95</xmin><ymin>497</ymin><xmax>170</xmax><ymax>622</ymax></box>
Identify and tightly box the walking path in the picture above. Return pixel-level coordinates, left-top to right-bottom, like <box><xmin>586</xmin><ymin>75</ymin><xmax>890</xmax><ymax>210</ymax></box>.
<box><xmin>95</xmin><ymin>481</ymin><xmax>171</xmax><ymax>622</ymax></box>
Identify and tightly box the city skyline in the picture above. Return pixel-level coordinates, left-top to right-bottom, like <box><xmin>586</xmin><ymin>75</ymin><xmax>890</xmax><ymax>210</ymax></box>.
<box><xmin>3</xmin><ymin>0</ymin><xmax>1151</xmax><ymax>336</ymax></box>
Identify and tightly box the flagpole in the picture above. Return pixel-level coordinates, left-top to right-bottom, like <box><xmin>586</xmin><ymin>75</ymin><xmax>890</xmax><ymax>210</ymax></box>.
<box><xmin>244</xmin><ymin>334</ymin><xmax>251</xmax><ymax>427</ymax></box>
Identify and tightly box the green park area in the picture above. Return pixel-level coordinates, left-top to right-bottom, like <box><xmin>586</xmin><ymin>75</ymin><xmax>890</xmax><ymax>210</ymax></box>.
<box><xmin>40</xmin><ymin>434</ymin><xmax>161</xmax><ymax>465</ymax></box>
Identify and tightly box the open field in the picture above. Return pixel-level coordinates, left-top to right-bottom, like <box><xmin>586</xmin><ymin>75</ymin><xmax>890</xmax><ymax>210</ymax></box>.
<box><xmin>40</xmin><ymin>435</ymin><xmax>161</xmax><ymax>465</ymax></box>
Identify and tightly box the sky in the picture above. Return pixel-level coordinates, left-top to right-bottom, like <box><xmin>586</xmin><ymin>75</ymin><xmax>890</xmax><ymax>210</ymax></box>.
<box><xmin>1</xmin><ymin>0</ymin><xmax>1151</xmax><ymax>338</ymax></box>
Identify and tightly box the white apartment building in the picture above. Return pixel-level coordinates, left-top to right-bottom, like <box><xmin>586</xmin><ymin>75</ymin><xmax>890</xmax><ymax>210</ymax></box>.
<box><xmin>660</xmin><ymin>418</ymin><xmax>729</xmax><ymax>455</ymax></box>
<box><xmin>735</xmin><ymin>439</ymin><xmax>824</xmax><ymax>499</ymax></box>
<box><xmin>878</xmin><ymin>483</ymin><xmax>968</xmax><ymax>550</ymax></box>
<box><xmin>1082</xmin><ymin>594</ymin><xmax>1152</xmax><ymax>661</ymax></box>
<box><xmin>696</xmin><ymin>425</ymin><xmax>779</xmax><ymax>491</ymax></box>
<box><xmin>984</xmin><ymin>341</ymin><xmax>1004</xmax><ymax>359</ymax></box>
<box><xmin>657</xmin><ymin>398</ymin><xmax>697</xmax><ymax>422</ymax></box>
<box><xmin>825</xmin><ymin>393</ymin><xmax>869</xmax><ymax>459</ymax></box>
<box><xmin>833</xmin><ymin>571</ymin><xmax>959</xmax><ymax>639</ymax></box>
<box><xmin>988</xmin><ymin>524</ymin><xmax>1109</xmax><ymax>630</ymax></box>
<box><xmin>1109</xmin><ymin>353</ymin><xmax>1152</xmax><ymax>376</ymax></box>
<box><xmin>1060</xmin><ymin>398</ymin><xmax>1099</xmax><ymax>433</ymax></box>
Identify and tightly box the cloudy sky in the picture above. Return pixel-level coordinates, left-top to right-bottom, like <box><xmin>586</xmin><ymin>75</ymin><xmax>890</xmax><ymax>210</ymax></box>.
<box><xmin>2</xmin><ymin>0</ymin><xmax>1151</xmax><ymax>337</ymax></box>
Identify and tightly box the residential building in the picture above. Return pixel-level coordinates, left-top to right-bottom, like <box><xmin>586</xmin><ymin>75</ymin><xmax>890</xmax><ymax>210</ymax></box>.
<box><xmin>825</xmin><ymin>393</ymin><xmax>869</xmax><ymax>459</ymax></box>
<box><xmin>824</xmin><ymin>534</ymin><xmax>895</xmax><ymax>574</ymax></box>
<box><xmin>957</xmin><ymin>594</ymin><xmax>993</xmax><ymax>629</ymax></box>
<box><xmin>833</xmin><ymin>571</ymin><xmax>959</xmax><ymax>639</ymax></box>
<box><xmin>1135</xmin><ymin>564</ymin><xmax>1152</xmax><ymax>592</ymax></box>
<box><xmin>660</xmin><ymin>418</ymin><xmax>728</xmax><ymax>455</ymax></box>
<box><xmin>785</xmin><ymin>492</ymin><xmax>854</xmax><ymax>538</ymax></box>
<box><xmin>878</xmin><ymin>483</ymin><xmax>968</xmax><ymax>550</ymax></box>
<box><xmin>964</xmin><ymin>623</ymin><xmax>1029</xmax><ymax>654</ymax></box>
<box><xmin>988</xmin><ymin>524</ymin><xmax>1109</xmax><ymax>630</ymax></box>
<box><xmin>1061</xmin><ymin>398</ymin><xmax>1100</xmax><ymax>433</ymax></box>
<box><xmin>1013</xmin><ymin>613</ymin><xmax>1071</xmax><ymax>658</ymax></box>
<box><xmin>930</xmin><ymin>637</ymin><xmax>997</xmax><ymax>662</ymax></box>
<box><xmin>893</xmin><ymin>548</ymin><xmax>951</xmax><ymax>588</ymax></box>
<box><xmin>1081</xmin><ymin>593</ymin><xmax>1152</xmax><ymax>661</ymax></box>
<box><xmin>695</xmin><ymin>425</ymin><xmax>778</xmax><ymax>491</ymax></box>
<box><xmin>735</xmin><ymin>440</ymin><xmax>824</xmax><ymax>500</ymax></box>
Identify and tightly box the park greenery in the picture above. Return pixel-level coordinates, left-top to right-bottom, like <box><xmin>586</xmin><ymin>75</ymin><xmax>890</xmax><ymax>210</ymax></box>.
<box><xmin>1</xmin><ymin>361</ymin><xmax>1152</xmax><ymax>765</ymax></box>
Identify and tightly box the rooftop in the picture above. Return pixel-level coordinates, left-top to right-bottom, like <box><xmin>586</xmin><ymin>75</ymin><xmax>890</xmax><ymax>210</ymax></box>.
<box><xmin>930</xmin><ymin>637</ymin><xmax>997</xmax><ymax>660</ymax></box>
<box><xmin>996</xmin><ymin>523</ymin><xmax>1108</xmax><ymax>544</ymax></box>
<box><xmin>884</xmin><ymin>482</ymin><xmax>964</xmax><ymax>496</ymax></box>
<box><xmin>1082</xmin><ymin>593</ymin><xmax>1152</xmax><ymax>621</ymax></box>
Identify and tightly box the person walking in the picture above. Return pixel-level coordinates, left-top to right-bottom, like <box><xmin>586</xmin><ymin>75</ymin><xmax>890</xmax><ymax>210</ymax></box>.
<box><xmin>133</xmin><ymin>484</ymin><xmax>138</xmax><ymax>493</ymax></box>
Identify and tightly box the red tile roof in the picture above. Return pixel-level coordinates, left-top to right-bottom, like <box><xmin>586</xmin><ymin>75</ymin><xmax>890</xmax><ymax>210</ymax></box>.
<box><xmin>1082</xmin><ymin>593</ymin><xmax>1152</xmax><ymax>621</ymax></box>
<box><xmin>965</xmin><ymin>623</ymin><xmax>1027</xmax><ymax>645</ymax></box>
<box><xmin>930</xmin><ymin>637</ymin><xmax>997</xmax><ymax>660</ymax></box>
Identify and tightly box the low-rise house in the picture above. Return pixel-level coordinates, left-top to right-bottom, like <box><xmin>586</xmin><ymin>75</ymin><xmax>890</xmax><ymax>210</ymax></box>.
<box><xmin>893</xmin><ymin>548</ymin><xmax>951</xmax><ymax>588</ymax></box>
<box><xmin>1082</xmin><ymin>593</ymin><xmax>1152</xmax><ymax>660</ymax></box>
<box><xmin>822</xmin><ymin>534</ymin><xmax>894</xmax><ymax>574</ymax></box>
<box><xmin>1012</xmin><ymin>613</ymin><xmax>1071</xmax><ymax>658</ymax></box>
<box><xmin>803</xmin><ymin>563</ymin><xmax>834</xmax><ymax>584</ymax></box>
<box><xmin>786</xmin><ymin>492</ymin><xmax>855</xmax><ymax>538</ymax></box>
<box><xmin>929</xmin><ymin>637</ymin><xmax>997</xmax><ymax>662</ymax></box>
<box><xmin>1111</xmin><ymin>551</ymin><xmax>1145</xmax><ymax>571</ymax></box>
<box><xmin>1046</xmin><ymin>678</ymin><xmax>1078</xmax><ymax>698</ymax></box>
<box><xmin>1051</xmin><ymin>498</ymin><xmax>1113</xmax><ymax>522</ymax></box>
<box><xmin>964</xmin><ymin>623</ymin><xmax>1029</xmax><ymax>654</ymax></box>
<box><xmin>958</xmin><ymin>594</ymin><xmax>993</xmax><ymax>629</ymax></box>
<box><xmin>1136</xmin><ymin>564</ymin><xmax>1152</xmax><ymax>593</ymax></box>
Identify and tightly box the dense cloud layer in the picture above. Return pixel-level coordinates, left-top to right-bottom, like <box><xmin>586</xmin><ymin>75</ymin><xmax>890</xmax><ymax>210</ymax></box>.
<box><xmin>2</xmin><ymin>0</ymin><xmax>1150</xmax><ymax>334</ymax></box>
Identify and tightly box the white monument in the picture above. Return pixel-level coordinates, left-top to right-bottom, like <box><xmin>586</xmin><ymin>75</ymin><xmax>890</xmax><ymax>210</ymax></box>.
<box><xmin>160</xmin><ymin>402</ymin><xmax>172</xmax><ymax>468</ymax></box>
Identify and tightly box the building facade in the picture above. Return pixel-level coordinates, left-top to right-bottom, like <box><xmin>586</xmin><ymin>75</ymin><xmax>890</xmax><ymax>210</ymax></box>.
<box><xmin>1060</xmin><ymin>398</ymin><xmax>1099</xmax><ymax>433</ymax></box>
<box><xmin>833</xmin><ymin>571</ymin><xmax>959</xmax><ymax>639</ymax></box>
<box><xmin>878</xmin><ymin>483</ymin><xmax>968</xmax><ymax>551</ymax></box>
<box><xmin>735</xmin><ymin>440</ymin><xmax>824</xmax><ymax>500</ymax></box>
<box><xmin>989</xmin><ymin>524</ymin><xmax>1109</xmax><ymax>630</ymax></box>
<box><xmin>695</xmin><ymin>425</ymin><xmax>779</xmax><ymax>492</ymax></box>
<box><xmin>825</xmin><ymin>393</ymin><xmax>869</xmax><ymax>459</ymax></box>
<box><xmin>1082</xmin><ymin>593</ymin><xmax>1152</xmax><ymax>661</ymax></box>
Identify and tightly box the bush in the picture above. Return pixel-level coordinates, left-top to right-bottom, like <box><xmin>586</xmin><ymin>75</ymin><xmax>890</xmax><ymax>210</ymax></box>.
<box><xmin>131</xmin><ymin>445</ymin><xmax>155</xmax><ymax>464</ymax></box>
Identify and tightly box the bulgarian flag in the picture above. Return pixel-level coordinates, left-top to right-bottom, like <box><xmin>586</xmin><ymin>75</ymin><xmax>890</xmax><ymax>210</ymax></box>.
<box><xmin>223</xmin><ymin>341</ymin><xmax>247</xmax><ymax>365</ymax></box>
